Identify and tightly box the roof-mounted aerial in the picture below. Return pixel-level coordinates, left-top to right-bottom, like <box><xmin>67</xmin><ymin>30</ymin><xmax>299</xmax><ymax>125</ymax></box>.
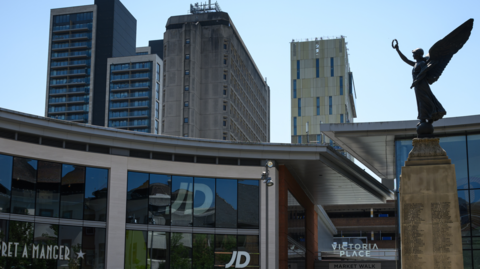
<box><xmin>190</xmin><ymin>1</ymin><xmax>222</xmax><ymax>14</ymax></box>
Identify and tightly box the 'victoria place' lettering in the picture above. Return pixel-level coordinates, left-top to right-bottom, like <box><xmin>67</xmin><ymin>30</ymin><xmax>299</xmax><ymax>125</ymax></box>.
<box><xmin>331</xmin><ymin>243</ymin><xmax>378</xmax><ymax>257</ymax></box>
<box><xmin>0</xmin><ymin>242</ymin><xmax>71</xmax><ymax>260</ymax></box>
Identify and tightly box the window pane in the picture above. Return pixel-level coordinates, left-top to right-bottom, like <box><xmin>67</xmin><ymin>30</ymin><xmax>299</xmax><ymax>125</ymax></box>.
<box><xmin>0</xmin><ymin>220</ymin><xmax>7</xmax><ymax>267</ymax></box>
<box><xmin>193</xmin><ymin>234</ymin><xmax>214</xmax><ymax>268</ymax></box>
<box><xmin>238</xmin><ymin>235</ymin><xmax>259</xmax><ymax>267</ymax></box>
<box><xmin>12</xmin><ymin>157</ymin><xmax>37</xmax><ymax>215</ymax></box>
<box><xmin>57</xmin><ymin>225</ymin><xmax>82</xmax><ymax>268</ymax></box>
<box><xmin>216</xmin><ymin>179</ymin><xmax>237</xmax><ymax>228</ymax></box>
<box><xmin>127</xmin><ymin>172</ymin><xmax>149</xmax><ymax>224</ymax></box>
<box><xmin>471</xmin><ymin>189</ymin><xmax>480</xmax><ymax>236</ymax></box>
<box><xmin>149</xmin><ymin>174</ymin><xmax>171</xmax><ymax>226</ymax></box>
<box><xmin>36</xmin><ymin>161</ymin><xmax>61</xmax><ymax>218</ymax></box>
<box><xmin>33</xmin><ymin>223</ymin><xmax>58</xmax><ymax>268</ymax></box>
<box><xmin>125</xmin><ymin>230</ymin><xmax>147</xmax><ymax>269</ymax></box>
<box><xmin>170</xmin><ymin>232</ymin><xmax>192</xmax><ymax>269</ymax></box>
<box><xmin>194</xmin><ymin>177</ymin><xmax>215</xmax><ymax>227</ymax></box>
<box><xmin>84</xmin><ymin>167</ymin><xmax>109</xmax><ymax>221</ymax></box>
<box><xmin>439</xmin><ymin>136</ymin><xmax>468</xmax><ymax>189</ymax></box>
<box><xmin>459</xmin><ymin>190</ymin><xmax>470</xmax><ymax>236</ymax></box>
<box><xmin>238</xmin><ymin>180</ymin><xmax>259</xmax><ymax>228</ymax></box>
<box><xmin>7</xmin><ymin>221</ymin><xmax>34</xmax><ymax>268</ymax></box>
<box><xmin>215</xmin><ymin>234</ymin><xmax>236</xmax><ymax>266</ymax></box>
<box><xmin>148</xmin><ymin>231</ymin><xmax>169</xmax><ymax>269</ymax></box>
<box><xmin>82</xmin><ymin>227</ymin><xmax>106</xmax><ymax>269</ymax></box>
<box><xmin>0</xmin><ymin>154</ymin><xmax>12</xmax><ymax>213</ymax></box>
<box><xmin>468</xmin><ymin>134</ymin><xmax>480</xmax><ymax>189</ymax></box>
<box><xmin>60</xmin><ymin>164</ymin><xmax>85</xmax><ymax>219</ymax></box>
<box><xmin>464</xmin><ymin>237</ymin><xmax>472</xmax><ymax>249</ymax></box>
<box><xmin>465</xmin><ymin>250</ymin><xmax>472</xmax><ymax>269</ymax></box>
<box><xmin>474</xmin><ymin>250</ymin><xmax>480</xmax><ymax>269</ymax></box>
<box><xmin>171</xmin><ymin>176</ymin><xmax>193</xmax><ymax>226</ymax></box>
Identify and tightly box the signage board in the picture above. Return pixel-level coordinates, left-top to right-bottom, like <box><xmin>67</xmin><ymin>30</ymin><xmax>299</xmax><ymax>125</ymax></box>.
<box><xmin>329</xmin><ymin>263</ymin><xmax>381</xmax><ymax>269</ymax></box>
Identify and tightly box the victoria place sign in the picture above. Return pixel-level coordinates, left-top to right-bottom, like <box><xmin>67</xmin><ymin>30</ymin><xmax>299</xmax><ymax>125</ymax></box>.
<box><xmin>0</xmin><ymin>241</ymin><xmax>84</xmax><ymax>260</ymax></box>
<box><xmin>332</xmin><ymin>242</ymin><xmax>379</xmax><ymax>257</ymax></box>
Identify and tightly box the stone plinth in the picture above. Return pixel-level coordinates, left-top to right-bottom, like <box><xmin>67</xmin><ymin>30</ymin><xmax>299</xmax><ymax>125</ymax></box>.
<box><xmin>400</xmin><ymin>138</ymin><xmax>464</xmax><ymax>269</ymax></box>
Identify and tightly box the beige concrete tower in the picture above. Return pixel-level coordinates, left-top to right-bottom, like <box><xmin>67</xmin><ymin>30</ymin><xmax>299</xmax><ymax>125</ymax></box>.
<box><xmin>290</xmin><ymin>37</ymin><xmax>356</xmax><ymax>152</ymax></box>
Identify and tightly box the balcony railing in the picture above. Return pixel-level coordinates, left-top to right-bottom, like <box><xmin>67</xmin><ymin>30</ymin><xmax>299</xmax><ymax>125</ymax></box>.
<box><xmin>51</xmin><ymin>60</ymin><xmax>90</xmax><ymax>67</ymax></box>
<box><xmin>111</xmin><ymin>63</ymin><xmax>152</xmax><ymax>71</ymax></box>
<box><xmin>111</xmin><ymin>73</ymin><xmax>151</xmax><ymax>81</ymax></box>
<box><xmin>109</xmin><ymin>120</ymin><xmax>149</xmax><ymax>127</ymax></box>
<box><xmin>110</xmin><ymin>82</ymin><xmax>150</xmax><ymax>90</ymax></box>
<box><xmin>49</xmin><ymin>96</ymin><xmax>89</xmax><ymax>104</ymax></box>
<box><xmin>110</xmin><ymin>101</ymin><xmax>149</xmax><ymax>109</ymax></box>
<box><xmin>49</xmin><ymin>87</ymin><xmax>90</xmax><ymax>95</ymax></box>
<box><xmin>52</xmin><ymin>42</ymin><xmax>91</xmax><ymax>50</ymax></box>
<box><xmin>52</xmin><ymin>50</ymin><xmax>91</xmax><ymax>58</ymax></box>
<box><xmin>109</xmin><ymin>110</ymin><xmax>149</xmax><ymax>118</ymax></box>
<box><xmin>110</xmin><ymin>92</ymin><xmax>150</xmax><ymax>100</ymax></box>
<box><xmin>52</xmin><ymin>33</ymin><xmax>91</xmax><ymax>40</ymax></box>
<box><xmin>50</xmin><ymin>77</ymin><xmax>90</xmax><ymax>86</ymax></box>
<box><xmin>53</xmin><ymin>23</ymin><xmax>92</xmax><ymax>32</ymax></box>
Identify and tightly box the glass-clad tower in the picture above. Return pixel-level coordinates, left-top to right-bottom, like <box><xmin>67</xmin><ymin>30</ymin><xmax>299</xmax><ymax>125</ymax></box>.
<box><xmin>45</xmin><ymin>0</ymin><xmax>137</xmax><ymax>125</ymax></box>
<box><xmin>105</xmin><ymin>54</ymin><xmax>163</xmax><ymax>133</ymax></box>
<box><xmin>46</xmin><ymin>6</ymin><xmax>96</xmax><ymax>123</ymax></box>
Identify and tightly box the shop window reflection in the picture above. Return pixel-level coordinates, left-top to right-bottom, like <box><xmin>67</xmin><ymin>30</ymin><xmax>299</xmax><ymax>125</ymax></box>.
<box><xmin>82</xmin><ymin>227</ymin><xmax>106</xmax><ymax>269</ymax></box>
<box><xmin>238</xmin><ymin>235</ymin><xmax>259</xmax><ymax>267</ymax></box>
<box><xmin>0</xmin><ymin>154</ymin><xmax>13</xmax><ymax>213</ymax></box>
<box><xmin>459</xmin><ymin>190</ymin><xmax>471</xmax><ymax>236</ymax></box>
<box><xmin>193</xmin><ymin>177</ymin><xmax>215</xmax><ymax>227</ymax></box>
<box><xmin>215</xmin><ymin>234</ymin><xmax>236</xmax><ymax>266</ymax></box>
<box><xmin>149</xmin><ymin>174</ymin><xmax>171</xmax><ymax>225</ymax></box>
<box><xmin>471</xmin><ymin>190</ymin><xmax>480</xmax><ymax>236</ymax></box>
<box><xmin>287</xmin><ymin>191</ymin><xmax>306</xmax><ymax>263</ymax></box>
<box><xmin>36</xmin><ymin>161</ymin><xmax>61</xmax><ymax>218</ymax></box>
<box><xmin>33</xmin><ymin>223</ymin><xmax>58</xmax><ymax>268</ymax></box>
<box><xmin>216</xmin><ymin>179</ymin><xmax>237</xmax><ymax>228</ymax></box>
<box><xmin>12</xmin><ymin>157</ymin><xmax>37</xmax><ymax>215</ymax></box>
<box><xmin>148</xmin><ymin>231</ymin><xmax>169</xmax><ymax>269</ymax></box>
<box><xmin>58</xmin><ymin>225</ymin><xmax>82</xmax><ymax>268</ymax></box>
<box><xmin>238</xmin><ymin>180</ymin><xmax>259</xmax><ymax>229</ymax></box>
<box><xmin>193</xmin><ymin>233</ymin><xmax>214</xmax><ymax>268</ymax></box>
<box><xmin>7</xmin><ymin>220</ymin><xmax>34</xmax><ymax>268</ymax></box>
<box><xmin>439</xmin><ymin>136</ymin><xmax>468</xmax><ymax>189</ymax></box>
<box><xmin>468</xmin><ymin>134</ymin><xmax>480</xmax><ymax>189</ymax></box>
<box><xmin>84</xmin><ymin>167</ymin><xmax>109</xmax><ymax>221</ymax></box>
<box><xmin>126</xmin><ymin>172</ymin><xmax>149</xmax><ymax>224</ymax></box>
<box><xmin>61</xmin><ymin>164</ymin><xmax>85</xmax><ymax>219</ymax></box>
<box><xmin>171</xmin><ymin>176</ymin><xmax>193</xmax><ymax>227</ymax></box>
<box><xmin>170</xmin><ymin>232</ymin><xmax>192</xmax><ymax>269</ymax></box>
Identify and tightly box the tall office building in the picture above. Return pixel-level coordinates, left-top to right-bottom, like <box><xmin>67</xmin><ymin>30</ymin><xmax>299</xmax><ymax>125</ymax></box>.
<box><xmin>105</xmin><ymin>53</ymin><xmax>163</xmax><ymax>134</ymax></box>
<box><xmin>290</xmin><ymin>37</ymin><xmax>356</xmax><ymax>148</ymax></box>
<box><xmin>162</xmin><ymin>3</ymin><xmax>270</xmax><ymax>142</ymax></box>
<box><xmin>45</xmin><ymin>0</ymin><xmax>137</xmax><ymax>125</ymax></box>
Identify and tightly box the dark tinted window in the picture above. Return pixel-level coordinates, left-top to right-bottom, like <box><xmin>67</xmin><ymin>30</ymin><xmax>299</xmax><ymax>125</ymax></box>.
<box><xmin>174</xmin><ymin>154</ymin><xmax>194</xmax><ymax>163</ymax></box>
<box><xmin>471</xmin><ymin>189</ymin><xmax>480</xmax><ymax>236</ymax></box>
<box><xmin>0</xmin><ymin>128</ymin><xmax>15</xmax><ymax>139</ymax></box>
<box><xmin>33</xmin><ymin>223</ymin><xmax>58</xmax><ymax>268</ymax></box>
<box><xmin>41</xmin><ymin>137</ymin><xmax>64</xmax><ymax>148</ymax></box>
<box><xmin>215</xmin><ymin>234</ymin><xmax>236</xmax><ymax>266</ymax></box>
<box><xmin>152</xmin><ymin>152</ymin><xmax>172</xmax><ymax>161</ymax></box>
<box><xmin>126</xmin><ymin>172</ymin><xmax>149</xmax><ymax>224</ymax></box>
<box><xmin>17</xmin><ymin>133</ymin><xmax>39</xmax><ymax>144</ymax></box>
<box><xmin>65</xmin><ymin>141</ymin><xmax>87</xmax><ymax>151</ymax></box>
<box><xmin>238</xmin><ymin>179</ymin><xmax>259</xmax><ymax>228</ymax></box>
<box><xmin>467</xmin><ymin>134</ymin><xmax>480</xmax><ymax>189</ymax></box>
<box><xmin>130</xmin><ymin>150</ymin><xmax>150</xmax><ymax>159</ymax></box>
<box><xmin>0</xmin><ymin>154</ymin><xmax>12</xmax><ymax>213</ymax></box>
<box><xmin>459</xmin><ymin>190</ymin><xmax>470</xmax><ymax>236</ymax></box>
<box><xmin>193</xmin><ymin>234</ymin><xmax>214</xmax><ymax>268</ymax></box>
<box><xmin>149</xmin><ymin>174</ymin><xmax>171</xmax><ymax>225</ymax></box>
<box><xmin>58</xmin><ymin>225</ymin><xmax>82</xmax><ymax>268</ymax></box>
<box><xmin>12</xmin><ymin>157</ymin><xmax>37</xmax><ymax>215</ymax></box>
<box><xmin>196</xmin><ymin>156</ymin><xmax>216</xmax><ymax>164</ymax></box>
<box><xmin>82</xmin><ymin>227</ymin><xmax>106</xmax><ymax>269</ymax></box>
<box><xmin>84</xmin><ymin>167</ymin><xmax>108</xmax><ymax>221</ymax></box>
<box><xmin>439</xmin><ymin>136</ymin><xmax>468</xmax><ymax>189</ymax></box>
<box><xmin>193</xmin><ymin>177</ymin><xmax>215</xmax><ymax>227</ymax></box>
<box><xmin>36</xmin><ymin>161</ymin><xmax>61</xmax><ymax>218</ymax></box>
<box><xmin>170</xmin><ymin>232</ymin><xmax>192</xmax><ymax>267</ymax></box>
<box><xmin>171</xmin><ymin>176</ymin><xmax>193</xmax><ymax>226</ymax></box>
<box><xmin>240</xmin><ymin>159</ymin><xmax>261</xmax><ymax>166</ymax></box>
<box><xmin>89</xmin><ymin>144</ymin><xmax>110</xmax><ymax>154</ymax></box>
<box><xmin>216</xmin><ymin>179</ymin><xmax>237</xmax><ymax>228</ymax></box>
<box><xmin>218</xmin><ymin>158</ymin><xmax>237</xmax><ymax>165</ymax></box>
<box><xmin>60</xmin><ymin>164</ymin><xmax>85</xmax><ymax>219</ymax></box>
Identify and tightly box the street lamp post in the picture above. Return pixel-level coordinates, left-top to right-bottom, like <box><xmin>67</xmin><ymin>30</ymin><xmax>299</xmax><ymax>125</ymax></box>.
<box><xmin>261</xmin><ymin>160</ymin><xmax>274</xmax><ymax>268</ymax></box>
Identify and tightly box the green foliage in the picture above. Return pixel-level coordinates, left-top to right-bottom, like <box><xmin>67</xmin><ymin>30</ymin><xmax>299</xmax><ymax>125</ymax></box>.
<box><xmin>192</xmin><ymin>234</ymin><xmax>214</xmax><ymax>269</ymax></box>
<box><xmin>170</xmin><ymin>233</ymin><xmax>191</xmax><ymax>269</ymax></box>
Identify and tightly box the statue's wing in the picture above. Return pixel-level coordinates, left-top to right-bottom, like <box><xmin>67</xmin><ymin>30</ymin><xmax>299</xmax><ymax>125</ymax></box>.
<box><xmin>426</xmin><ymin>18</ymin><xmax>474</xmax><ymax>84</ymax></box>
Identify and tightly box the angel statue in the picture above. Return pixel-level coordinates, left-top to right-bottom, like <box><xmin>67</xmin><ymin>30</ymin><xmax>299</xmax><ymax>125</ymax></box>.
<box><xmin>392</xmin><ymin>19</ymin><xmax>474</xmax><ymax>138</ymax></box>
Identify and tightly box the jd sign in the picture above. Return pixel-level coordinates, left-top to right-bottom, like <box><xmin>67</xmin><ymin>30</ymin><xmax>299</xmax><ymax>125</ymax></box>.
<box><xmin>226</xmin><ymin>251</ymin><xmax>250</xmax><ymax>268</ymax></box>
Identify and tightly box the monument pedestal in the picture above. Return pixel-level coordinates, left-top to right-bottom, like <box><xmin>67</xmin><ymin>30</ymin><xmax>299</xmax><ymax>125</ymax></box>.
<box><xmin>400</xmin><ymin>138</ymin><xmax>464</xmax><ymax>269</ymax></box>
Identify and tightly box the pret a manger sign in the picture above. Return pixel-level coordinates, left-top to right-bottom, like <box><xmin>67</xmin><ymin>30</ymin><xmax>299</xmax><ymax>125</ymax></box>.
<box><xmin>332</xmin><ymin>243</ymin><xmax>378</xmax><ymax>257</ymax></box>
<box><xmin>0</xmin><ymin>241</ymin><xmax>82</xmax><ymax>260</ymax></box>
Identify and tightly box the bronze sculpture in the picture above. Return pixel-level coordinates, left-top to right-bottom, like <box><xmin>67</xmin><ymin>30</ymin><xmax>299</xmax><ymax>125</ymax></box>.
<box><xmin>392</xmin><ymin>19</ymin><xmax>474</xmax><ymax>138</ymax></box>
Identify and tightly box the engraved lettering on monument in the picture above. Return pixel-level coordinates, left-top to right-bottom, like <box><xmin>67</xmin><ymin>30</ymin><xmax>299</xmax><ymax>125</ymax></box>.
<box><xmin>403</xmin><ymin>203</ymin><xmax>425</xmax><ymax>256</ymax></box>
<box><xmin>432</xmin><ymin>202</ymin><xmax>453</xmax><ymax>268</ymax></box>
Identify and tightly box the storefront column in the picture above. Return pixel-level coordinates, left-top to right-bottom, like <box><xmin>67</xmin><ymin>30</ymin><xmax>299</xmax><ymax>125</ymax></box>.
<box><xmin>105</xmin><ymin>156</ymin><xmax>128</xmax><ymax>269</ymax></box>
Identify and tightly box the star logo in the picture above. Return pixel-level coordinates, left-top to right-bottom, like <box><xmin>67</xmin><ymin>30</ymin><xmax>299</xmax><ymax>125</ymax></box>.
<box><xmin>76</xmin><ymin>250</ymin><xmax>85</xmax><ymax>260</ymax></box>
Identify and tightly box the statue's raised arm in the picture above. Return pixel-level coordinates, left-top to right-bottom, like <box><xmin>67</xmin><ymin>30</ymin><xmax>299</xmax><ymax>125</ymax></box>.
<box><xmin>392</xmin><ymin>39</ymin><xmax>415</xmax><ymax>67</ymax></box>
<box><xmin>392</xmin><ymin>19</ymin><xmax>474</xmax><ymax>138</ymax></box>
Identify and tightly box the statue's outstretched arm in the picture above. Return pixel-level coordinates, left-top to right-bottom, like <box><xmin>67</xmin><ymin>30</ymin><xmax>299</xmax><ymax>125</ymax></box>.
<box><xmin>392</xmin><ymin>39</ymin><xmax>415</xmax><ymax>67</ymax></box>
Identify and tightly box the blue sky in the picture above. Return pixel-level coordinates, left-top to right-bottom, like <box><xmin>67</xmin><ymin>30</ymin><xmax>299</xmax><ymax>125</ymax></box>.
<box><xmin>0</xmin><ymin>0</ymin><xmax>479</xmax><ymax>144</ymax></box>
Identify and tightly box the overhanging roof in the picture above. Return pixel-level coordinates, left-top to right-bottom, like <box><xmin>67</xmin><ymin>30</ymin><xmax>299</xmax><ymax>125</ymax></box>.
<box><xmin>0</xmin><ymin>107</ymin><xmax>393</xmax><ymax>205</ymax></box>
<box><xmin>321</xmin><ymin>115</ymin><xmax>480</xmax><ymax>180</ymax></box>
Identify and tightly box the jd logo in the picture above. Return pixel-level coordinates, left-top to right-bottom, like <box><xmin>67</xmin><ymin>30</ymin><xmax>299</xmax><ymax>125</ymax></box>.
<box><xmin>225</xmin><ymin>251</ymin><xmax>250</xmax><ymax>268</ymax></box>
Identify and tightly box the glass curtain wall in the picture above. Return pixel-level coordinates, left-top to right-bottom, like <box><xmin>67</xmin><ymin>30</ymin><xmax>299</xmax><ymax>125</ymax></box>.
<box><xmin>287</xmin><ymin>191</ymin><xmax>306</xmax><ymax>265</ymax></box>
<box><xmin>124</xmin><ymin>232</ymin><xmax>259</xmax><ymax>269</ymax></box>
<box><xmin>395</xmin><ymin>134</ymin><xmax>480</xmax><ymax>269</ymax></box>
<box><xmin>0</xmin><ymin>154</ymin><xmax>108</xmax><ymax>221</ymax></box>
<box><xmin>126</xmin><ymin>173</ymin><xmax>258</xmax><ymax>229</ymax></box>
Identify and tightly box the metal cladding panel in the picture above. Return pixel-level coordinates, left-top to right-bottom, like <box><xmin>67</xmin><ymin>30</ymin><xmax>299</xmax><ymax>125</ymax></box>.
<box><xmin>149</xmin><ymin>39</ymin><xmax>164</xmax><ymax>59</ymax></box>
